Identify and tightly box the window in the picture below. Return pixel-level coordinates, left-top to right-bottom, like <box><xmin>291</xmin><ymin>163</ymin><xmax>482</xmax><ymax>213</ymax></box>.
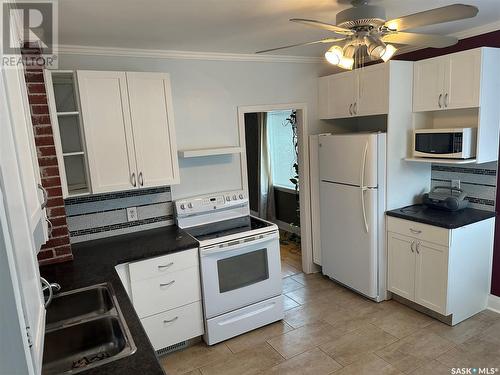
<box><xmin>267</xmin><ymin>110</ymin><xmax>296</xmax><ymax>190</ymax></box>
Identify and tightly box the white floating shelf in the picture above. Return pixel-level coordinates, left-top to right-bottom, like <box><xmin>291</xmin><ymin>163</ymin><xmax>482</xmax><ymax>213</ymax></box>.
<box><xmin>404</xmin><ymin>157</ymin><xmax>477</xmax><ymax>164</ymax></box>
<box><xmin>179</xmin><ymin>147</ymin><xmax>243</xmax><ymax>158</ymax></box>
<box><xmin>57</xmin><ymin>111</ymin><xmax>79</xmax><ymax>117</ymax></box>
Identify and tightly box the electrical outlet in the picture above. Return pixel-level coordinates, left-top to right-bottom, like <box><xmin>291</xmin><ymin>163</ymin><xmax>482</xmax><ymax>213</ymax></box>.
<box><xmin>451</xmin><ymin>179</ymin><xmax>461</xmax><ymax>189</ymax></box>
<box><xmin>126</xmin><ymin>207</ymin><xmax>138</xmax><ymax>222</ymax></box>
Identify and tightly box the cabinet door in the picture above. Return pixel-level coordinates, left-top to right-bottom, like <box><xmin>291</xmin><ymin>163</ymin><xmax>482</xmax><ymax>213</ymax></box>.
<box><xmin>387</xmin><ymin>232</ymin><xmax>415</xmax><ymax>300</ymax></box>
<box><xmin>414</xmin><ymin>240</ymin><xmax>448</xmax><ymax>314</ymax></box>
<box><xmin>318</xmin><ymin>76</ymin><xmax>329</xmax><ymax>119</ymax></box>
<box><xmin>77</xmin><ymin>71</ymin><xmax>138</xmax><ymax>193</ymax></box>
<box><xmin>126</xmin><ymin>72</ymin><xmax>180</xmax><ymax>187</ymax></box>
<box><xmin>328</xmin><ymin>72</ymin><xmax>357</xmax><ymax>119</ymax></box>
<box><xmin>413</xmin><ymin>57</ymin><xmax>445</xmax><ymax>112</ymax></box>
<box><xmin>4</xmin><ymin>64</ymin><xmax>47</xmax><ymax>250</ymax></box>
<box><xmin>445</xmin><ymin>50</ymin><xmax>481</xmax><ymax>109</ymax></box>
<box><xmin>357</xmin><ymin>64</ymin><xmax>389</xmax><ymax>116</ymax></box>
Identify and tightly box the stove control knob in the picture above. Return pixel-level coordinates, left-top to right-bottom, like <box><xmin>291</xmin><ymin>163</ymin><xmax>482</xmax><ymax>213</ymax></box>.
<box><xmin>188</xmin><ymin>203</ymin><xmax>193</xmax><ymax>209</ymax></box>
<box><xmin>232</xmin><ymin>194</ymin><xmax>237</xmax><ymax>200</ymax></box>
<box><xmin>226</xmin><ymin>196</ymin><xmax>231</xmax><ymax>201</ymax></box>
<box><xmin>239</xmin><ymin>194</ymin><xmax>244</xmax><ymax>199</ymax></box>
<box><xmin>180</xmin><ymin>204</ymin><xmax>185</xmax><ymax>210</ymax></box>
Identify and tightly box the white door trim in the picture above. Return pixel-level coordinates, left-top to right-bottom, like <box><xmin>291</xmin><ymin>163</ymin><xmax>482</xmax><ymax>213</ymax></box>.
<box><xmin>237</xmin><ymin>103</ymin><xmax>318</xmax><ymax>274</ymax></box>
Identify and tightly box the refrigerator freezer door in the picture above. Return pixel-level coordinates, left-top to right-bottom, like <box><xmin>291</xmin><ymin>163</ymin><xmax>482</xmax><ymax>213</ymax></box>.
<box><xmin>319</xmin><ymin>133</ymin><xmax>378</xmax><ymax>188</ymax></box>
<box><xmin>320</xmin><ymin>181</ymin><xmax>378</xmax><ymax>298</ymax></box>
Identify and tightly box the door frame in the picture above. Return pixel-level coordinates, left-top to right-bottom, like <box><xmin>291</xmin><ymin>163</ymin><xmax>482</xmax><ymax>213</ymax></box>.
<box><xmin>237</xmin><ymin>103</ymin><xmax>318</xmax><ymax>274</ymax></box>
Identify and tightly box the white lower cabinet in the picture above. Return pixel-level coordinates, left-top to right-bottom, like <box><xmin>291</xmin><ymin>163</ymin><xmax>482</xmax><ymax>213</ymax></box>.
<box><xmin>387</xmin><ymin>233</ymin><xmax>415</xmax><ymax>301</ymax></box>
<box><xmin>141</xmin><ymin>302</ymin><xmax>204</xmax><ymax>350</ymax></box>
<box><xmin>387</xmin><ymin>216</ymin><xmax>494</xmax><ymax>324</ymax></box>
<box><xmin>118</xmin><ymin>248</ymin><xmax>204</xmax><ymax>351</ymax></box>
<box><xmin>131</xmin><ymin>265</ymin><xmax>201</xmax><ymax>318</ymax></box>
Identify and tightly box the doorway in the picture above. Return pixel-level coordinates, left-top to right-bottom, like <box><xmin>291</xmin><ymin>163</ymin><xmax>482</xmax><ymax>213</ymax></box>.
<box><xmin>241</xmin><ymin>108</ymin><xmax>304</xmax><ymax>276</ymax></box>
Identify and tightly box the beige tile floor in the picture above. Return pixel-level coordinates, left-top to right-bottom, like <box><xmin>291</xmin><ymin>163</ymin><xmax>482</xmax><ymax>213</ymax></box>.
<box><xmin>161</xmin><ymin>243</ymin><xmax>500</xmax><ymax>375</ymax></box>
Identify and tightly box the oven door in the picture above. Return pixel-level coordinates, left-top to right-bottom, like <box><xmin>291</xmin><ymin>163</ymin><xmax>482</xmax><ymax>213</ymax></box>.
<box><xmin>200</xmin><ymin>231</ymin><xmax>281</xmax><ymax>319</ymax></box>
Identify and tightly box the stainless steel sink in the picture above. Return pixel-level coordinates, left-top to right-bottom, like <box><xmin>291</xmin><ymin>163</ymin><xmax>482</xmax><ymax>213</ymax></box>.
<box><xmin>43</xmin><ymin>284</ymin><xmax>136</xmax><ymax>374</ymax></box>
<box><xmin>45</xmin><ymin>285</ymin><xmax>113</xmax><ymax>328</ymax></box>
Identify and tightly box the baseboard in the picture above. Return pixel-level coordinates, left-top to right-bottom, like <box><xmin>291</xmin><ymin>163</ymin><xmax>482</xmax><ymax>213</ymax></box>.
<box><xmin>488</xmin><ymin>294</ymin><xmax>500</xmax><ymax>313</ymax></box>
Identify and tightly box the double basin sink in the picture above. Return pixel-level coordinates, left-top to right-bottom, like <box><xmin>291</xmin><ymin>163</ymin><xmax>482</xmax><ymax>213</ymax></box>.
<box><xmin>43</xmin><ymin>283</ymin><xmax>136</xmax><ymax>374</ymax></box>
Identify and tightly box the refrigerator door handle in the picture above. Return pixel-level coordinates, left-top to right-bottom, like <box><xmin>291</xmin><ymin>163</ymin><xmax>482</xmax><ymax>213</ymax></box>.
<box><xmin>361</xmin><ymin>187</ymin><xmax>369</xmax><ymax>233</ymax></box>
<box><xmin>360</xmin><ymin>140</ymin><xmax>368</xmax><ymax>188</ymax></box>
<box><xmin>360</xmin><ymin>140</ymin><xmax>369</xmax><ymax>233</ymax></box>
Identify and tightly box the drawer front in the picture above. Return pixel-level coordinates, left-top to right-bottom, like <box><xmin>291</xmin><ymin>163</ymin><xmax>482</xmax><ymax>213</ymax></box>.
<box><xmin>141</xmin><ymin>301</ymin><xmax>204</xmax><ymax>350</ymax></box>
<box><xmin>131</xmin><ymin>266</ymin><xmax>201</xmax><ymax>318</ymax></box>
<box><xmin>387</xmin><ymin>217</ymin><xmax>449</xmax><ymax>247</ymax></box>
<box><xmin>129</xmin><ymin>248</ymin><xmax>198</xmax><ymax>282</ymax></box>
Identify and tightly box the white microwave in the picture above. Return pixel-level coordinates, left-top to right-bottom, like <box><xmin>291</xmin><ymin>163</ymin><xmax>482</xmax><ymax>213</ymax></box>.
<box><xmin>413</xmin><ymin>128</ymin><xmax>477</xmax><ymax>159</ymax></box>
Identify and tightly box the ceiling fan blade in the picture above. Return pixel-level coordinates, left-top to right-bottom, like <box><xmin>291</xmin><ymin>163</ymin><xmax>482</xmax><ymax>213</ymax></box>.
<box><xmin>289</xmin><ymin>18</ymin><xmax>354</xmax><ymax>35</ymax></box>
<box><xmin>382</xmin><ymin>32</ymin><xmax>458</xmax><ymax>48</ymax></box>
<box><xmin>256</xmin><ymin>38</ymin><xmax>345</xmax><ymax>54</ymax></box>
<box><xmin>384</xmin><ymin>4</ymin><xmax>478</xmax><ymax>31</ymax></box>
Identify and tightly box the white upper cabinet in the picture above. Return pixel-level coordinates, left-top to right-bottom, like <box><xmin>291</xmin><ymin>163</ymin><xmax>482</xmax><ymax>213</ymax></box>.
<box><xmin>76</xmin><ymin>70</ymin><xmax>180</xmax><ymax>194</ymax></box>
<box><xmin>318</xmin><ymin>62</ymin><xmax>389</xmax><ymax>119</ymax></box>
<box><xmin>413</xmin><ymin>48</ymin><xmax>483</xmax><ymax>112</ymax></box>
<box><xmin>410</xmin><ymin>48</ymin><xmax>500</xmax><ymax>163</ymax></box>
<box><xmin>126</xmin><ymin>72</ymin><xmax>180</xmax><ymax>187</ymax></box>
<box><xmin>445</xmin><ymin>49</ymin><xmax>481</xmax><ymax>109</ymax></box>
<box><xmin>357</xmin><ymin>63</ymin><xmax>389</xmax><ymax>116</ymax></box>
<box><xmin>413</xmin><ymin>57</ymin><xmax>446</xmax><ymax>112</ymax></box>
<box><xmin>327</xmin><ymin>72</ymin><xmax>357</xmax><ymax>119</ymax></box>
<box><xmin>77</xmin><ymin>71</ymin><xmax>138</xmax><ymax>194</ymax></box>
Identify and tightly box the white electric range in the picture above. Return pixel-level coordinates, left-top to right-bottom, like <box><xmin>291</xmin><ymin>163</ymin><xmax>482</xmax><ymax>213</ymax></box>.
<box><xmin>175</xmin><ymin>190</ymin><xmax>284</xmax><ymax>345</ymax></box>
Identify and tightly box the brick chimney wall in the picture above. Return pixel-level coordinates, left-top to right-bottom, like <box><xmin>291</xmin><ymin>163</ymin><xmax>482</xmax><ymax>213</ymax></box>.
<box><xmin>21</xmin><ymin>45</ymin><xmax>73</xmax><ymax>265</ymax></box>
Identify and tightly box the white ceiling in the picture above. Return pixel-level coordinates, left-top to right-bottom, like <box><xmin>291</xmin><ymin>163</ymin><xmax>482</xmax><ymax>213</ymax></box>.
<box><xmin>59</xmin><ymin>0</ymin><xmax>500</xmax><ymax>56</ymax></box>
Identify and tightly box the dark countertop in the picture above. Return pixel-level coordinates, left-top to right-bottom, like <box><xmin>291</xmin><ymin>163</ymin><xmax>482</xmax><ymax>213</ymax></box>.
<box><xmin>386</xmin><ymin>204</ymin><xmax>496</xmax><ymax>229</ymax></box>
<box><xmin>40</xmin><ymin>226</ymin><xmax>199</xmax><ymax>375</ymax></box>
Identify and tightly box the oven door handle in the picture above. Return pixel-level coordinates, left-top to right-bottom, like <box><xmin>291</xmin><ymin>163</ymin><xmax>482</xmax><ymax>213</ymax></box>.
<box><xmin>200</xmin><ymin>231</ymin><xmax>278</xmax><ymax>256</ymax></box>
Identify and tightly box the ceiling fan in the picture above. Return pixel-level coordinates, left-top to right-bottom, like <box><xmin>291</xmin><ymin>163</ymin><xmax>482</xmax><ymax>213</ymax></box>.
<box><xmin>256</xmin><ymin>1</ymin><xmax>478</xmax><ymax>70</ymax></box>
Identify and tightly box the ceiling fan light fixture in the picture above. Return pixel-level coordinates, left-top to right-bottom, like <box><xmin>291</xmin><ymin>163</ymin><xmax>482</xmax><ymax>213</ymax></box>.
<box><xmin>381</xmin><ymin>43</ymin><xmax>397</xmax><ymax>62</ymax></box>
<box><xmin>324</xmin><ymin>45</ymin><xmax>343</xmax><ymax>65</ymax></box>
<box><xmin>343</xmin><ymin>43</ymin><xmax>357</xmax><ymax>59</ymax></box>
<box><xmin>364</xmin><ymin>35</ymin><xmax>386</xmax><ymax>59</ymax></box>
<box><xmin>338</xmin><ymin>55</ymin><xmax>354</xmax><ymax>70</ymax></box>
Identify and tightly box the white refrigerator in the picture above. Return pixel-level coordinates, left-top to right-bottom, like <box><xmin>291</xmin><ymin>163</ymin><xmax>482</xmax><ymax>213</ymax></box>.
<box><xmin>319</xmin><ymin>132</ymin><xmax>386</xmax><ymax>301</ymax></box>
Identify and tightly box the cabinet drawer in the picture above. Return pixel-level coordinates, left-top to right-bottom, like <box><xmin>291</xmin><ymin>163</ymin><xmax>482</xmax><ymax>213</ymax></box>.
<box><xmin>129</xmin><ymin>248</ymin><xmax>198</xmax><ymax>282</ymax></box>
<box><xmin>387</xmin><ymin>217</ymin><xmax>449</xmax><ymax>247</ymax></box>
<box><xmin>141</xmin><ymin>301</ymin><xmax>204</xmax><ymax>350</ymax></box>
<box><xmin>131</xmin><ymin>266</ymin><xmax>201</xmax><ymax>318</ymax></box>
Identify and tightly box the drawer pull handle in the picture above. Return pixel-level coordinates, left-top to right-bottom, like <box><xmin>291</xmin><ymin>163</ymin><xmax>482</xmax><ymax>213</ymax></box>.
<box><xmin>158</xmin><ymin>262</ymin><xmax>174</xmax><ymax>270</ymax></box>
<box><xmin>163</xmin><ymin>316</ymin><xmax>178</xmax><ymax>324</ymax></box>
<box><xmin>410</xmin><ymin>241</ymin><xmax>415</xmax><ymax>253</ymax></box>
<box><xmin>416</xmin><ymin>242</ymin><xmax>421</xmax><ymax>254</ymax></box>
<box><xmin>160</xmin><ymin>280</ymin><xmax>175</xmax><ymax>287</ymax></box>
<box><xmin>409</xmin><ymin>228</ymin><xmax>422</xmax><ymax>234</ymax></box>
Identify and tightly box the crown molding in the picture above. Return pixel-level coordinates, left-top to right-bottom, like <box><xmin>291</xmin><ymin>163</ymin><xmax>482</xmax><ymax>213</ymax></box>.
<box><xmin>57</xmin><ymin>19</ymin><xmax>500</xmax><ymax>64</ymax></box>
<box><xmin>451</xmin><ymin>19</ymin><xmax>500</xmax><ymax>40</ymax></box>
<box><xmin>56</xmin><ymin>44</ymin><xmax>323</xmax><ymax>64</ymax></box>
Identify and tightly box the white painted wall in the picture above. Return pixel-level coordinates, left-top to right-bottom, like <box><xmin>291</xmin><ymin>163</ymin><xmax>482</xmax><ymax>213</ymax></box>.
<box><xmin>58</xmin><ymin>54</ymin><xmax>331</xmax><ymax>198</ymax></box>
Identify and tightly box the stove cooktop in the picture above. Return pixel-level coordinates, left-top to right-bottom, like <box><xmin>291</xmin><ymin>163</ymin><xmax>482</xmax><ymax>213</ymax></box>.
<box><xmin>184</xmin><ymin>216</ymin><xmax>275</xmax><ymax>242</ymax></box>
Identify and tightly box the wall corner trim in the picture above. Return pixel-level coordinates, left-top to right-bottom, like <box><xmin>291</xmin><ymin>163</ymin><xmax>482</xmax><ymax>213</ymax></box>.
<box><xmin>488</xmin><ymin>294</ymin><xmax>500</xmax><ymax>314</ymax></box>
<box><xmin>56</xmin><ymin>45</ymin><xmax>323</xmax><ymax>64</ymax></box>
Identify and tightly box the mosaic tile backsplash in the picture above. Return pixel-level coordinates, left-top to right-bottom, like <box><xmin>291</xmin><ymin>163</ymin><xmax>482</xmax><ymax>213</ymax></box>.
<box><xmin>64</xmin><ymin>186</ymin><xmax>174</xmax><ymax>243</ymax></box>
<box><xmin>430</xmin><ymin>162</ymin><xmax>498</xmax><ymax>211</ymax></box>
